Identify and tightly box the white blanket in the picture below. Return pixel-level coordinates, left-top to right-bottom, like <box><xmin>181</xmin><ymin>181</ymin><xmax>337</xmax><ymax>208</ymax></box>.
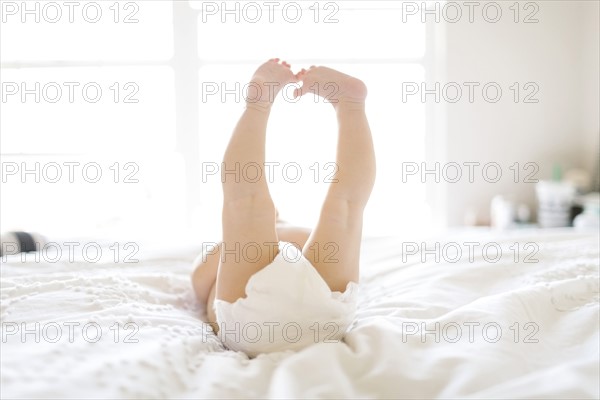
<box><xmin>1</xmin><ymin>228</ymin><xmax>598</xmax><ymax>399</ymax></box>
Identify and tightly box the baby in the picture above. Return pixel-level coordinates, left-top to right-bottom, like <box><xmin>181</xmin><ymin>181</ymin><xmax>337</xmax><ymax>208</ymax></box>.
<box><xmin>191</xmin><ymin>59</ymin><xmax>376</xmax><ymax>356</ymax></box>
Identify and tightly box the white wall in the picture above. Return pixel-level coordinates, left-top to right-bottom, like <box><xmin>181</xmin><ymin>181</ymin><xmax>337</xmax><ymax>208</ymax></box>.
<box><xmin>581</xmin><ymin>0</ymin><xmax>600</xmax><ymax>190</ymax></box>
<box><xmin>437</xmin><ymin>0</ymin><xmax>599</xmax><ymax>226</ymax></box>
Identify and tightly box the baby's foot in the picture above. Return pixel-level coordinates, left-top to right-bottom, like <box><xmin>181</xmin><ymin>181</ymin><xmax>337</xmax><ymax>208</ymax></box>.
<box><xmin>294</xmin><ymin>66</ymin><xmax>367</xmax><ymax>110</ymax></box>
<box><xmin>246</xmin><ymin>58</ymin><xmax>297</xmax><ymax>110</ymax></box>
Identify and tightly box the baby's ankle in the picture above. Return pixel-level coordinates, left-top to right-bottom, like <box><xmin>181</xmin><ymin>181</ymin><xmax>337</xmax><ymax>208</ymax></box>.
<box><xmin>245</xmin><ymin>101</ymin><xmax>272</xmax><ymax>112</ymax></box>
<box><xmin>244</xmin><ymin>80</ymin><xmax>275</xmax><ymax>112</ymax></box>
<box><xmin>334</xmin><ymin>99</ymin><xmax>366</xmax><ymax>114</ymax></box>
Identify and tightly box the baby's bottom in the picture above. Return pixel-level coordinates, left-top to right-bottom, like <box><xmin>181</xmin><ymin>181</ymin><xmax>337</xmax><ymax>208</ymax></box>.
<box><xmin>213</xmin><ymin>241</ymin><xmax>358</xmax><ymax>356</ymax></box>
<box><xmin>195</xmin><ymin>225</ymin><xmax>311</xmax><ymax>331</ymax></box>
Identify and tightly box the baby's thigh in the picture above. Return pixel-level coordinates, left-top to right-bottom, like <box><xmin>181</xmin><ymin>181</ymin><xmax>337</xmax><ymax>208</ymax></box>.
<box><xmin>218</xmin><ymin>198</ymin><xmax>279</xmax><ymax>303</ymax></box>
<box><xmin>191</xmin><ymin>244</ymin><xmax>220</xmax><ymax>307</ymax></box>
<box><xmin>206</xmin><ymin>284</ymin><xmax>218</xmax><ymax>332</ymax></box>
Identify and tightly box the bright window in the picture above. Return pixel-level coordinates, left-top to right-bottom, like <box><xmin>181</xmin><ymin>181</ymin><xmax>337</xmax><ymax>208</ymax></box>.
<box><xmin>1</xmin><ymin>1</ymin><xmax>431</xmax><ymax>240</ymax></box>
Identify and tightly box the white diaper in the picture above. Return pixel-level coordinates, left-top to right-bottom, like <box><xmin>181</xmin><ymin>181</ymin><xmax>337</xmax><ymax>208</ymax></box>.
<box><xmin>213</xmin><ymin>242</ymin><xmax>358</xmax><ymax>357</ymax></box>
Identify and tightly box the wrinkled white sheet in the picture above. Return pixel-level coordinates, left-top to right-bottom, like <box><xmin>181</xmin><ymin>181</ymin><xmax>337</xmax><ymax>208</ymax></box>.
<box><xmin>1</xmin><ymin>228</ymin><xmax>598</xmax><ymax>399</ymax></box>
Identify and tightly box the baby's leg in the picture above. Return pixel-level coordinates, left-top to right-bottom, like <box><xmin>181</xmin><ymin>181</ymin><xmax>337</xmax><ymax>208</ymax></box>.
<box><xmin>296</xmin><ymin>67</ymin><xmax>376</xmax><ymax>292</ymax></box>
<box><xmin>191</xmin><ymin>243</ymin><xmax>220</xmax><ymax>307</ymax></box>
<box><xmin>217</xmin><ymin>59</ymin><xmax>297</xmax><ymax>303</ymax></box>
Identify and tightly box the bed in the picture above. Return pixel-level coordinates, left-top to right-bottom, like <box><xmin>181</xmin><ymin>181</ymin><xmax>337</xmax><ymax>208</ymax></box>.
<box><xmin>1</xmin><ymin>228</ymin><xmax>598</xmax><ymax>399</ymax></box>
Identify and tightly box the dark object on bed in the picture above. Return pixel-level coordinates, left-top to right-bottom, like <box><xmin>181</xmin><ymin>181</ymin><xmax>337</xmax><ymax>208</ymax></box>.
<box><xmin>0</xmin><ymin>231</ymin><xmax>46</xmax><ymax>256</ymax></box>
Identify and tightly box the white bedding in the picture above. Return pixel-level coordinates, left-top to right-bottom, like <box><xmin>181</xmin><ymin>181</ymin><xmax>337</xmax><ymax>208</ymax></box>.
<box><xmin>1</xmin><ymin>228</ymin><xmax>598</xmax><ymax>399</ymax></box>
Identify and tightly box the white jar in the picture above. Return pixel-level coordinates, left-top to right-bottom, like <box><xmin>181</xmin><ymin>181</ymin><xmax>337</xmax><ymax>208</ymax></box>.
<box><xmin>574</xmin><ymin>193</ymin><xmax>600</xmax><ymax>230</ymax></box>
<box><xmin>536</xmin><ymin>181</ymin><xmax>576</xmax><ymax>228</ymax></box>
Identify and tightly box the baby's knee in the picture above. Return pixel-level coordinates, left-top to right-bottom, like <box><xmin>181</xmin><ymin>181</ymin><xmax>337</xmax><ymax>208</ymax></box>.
<box><xmin>223</xmin><ymin>195</ymin><xmax>276</xmax><ymax>219</ymax></box>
